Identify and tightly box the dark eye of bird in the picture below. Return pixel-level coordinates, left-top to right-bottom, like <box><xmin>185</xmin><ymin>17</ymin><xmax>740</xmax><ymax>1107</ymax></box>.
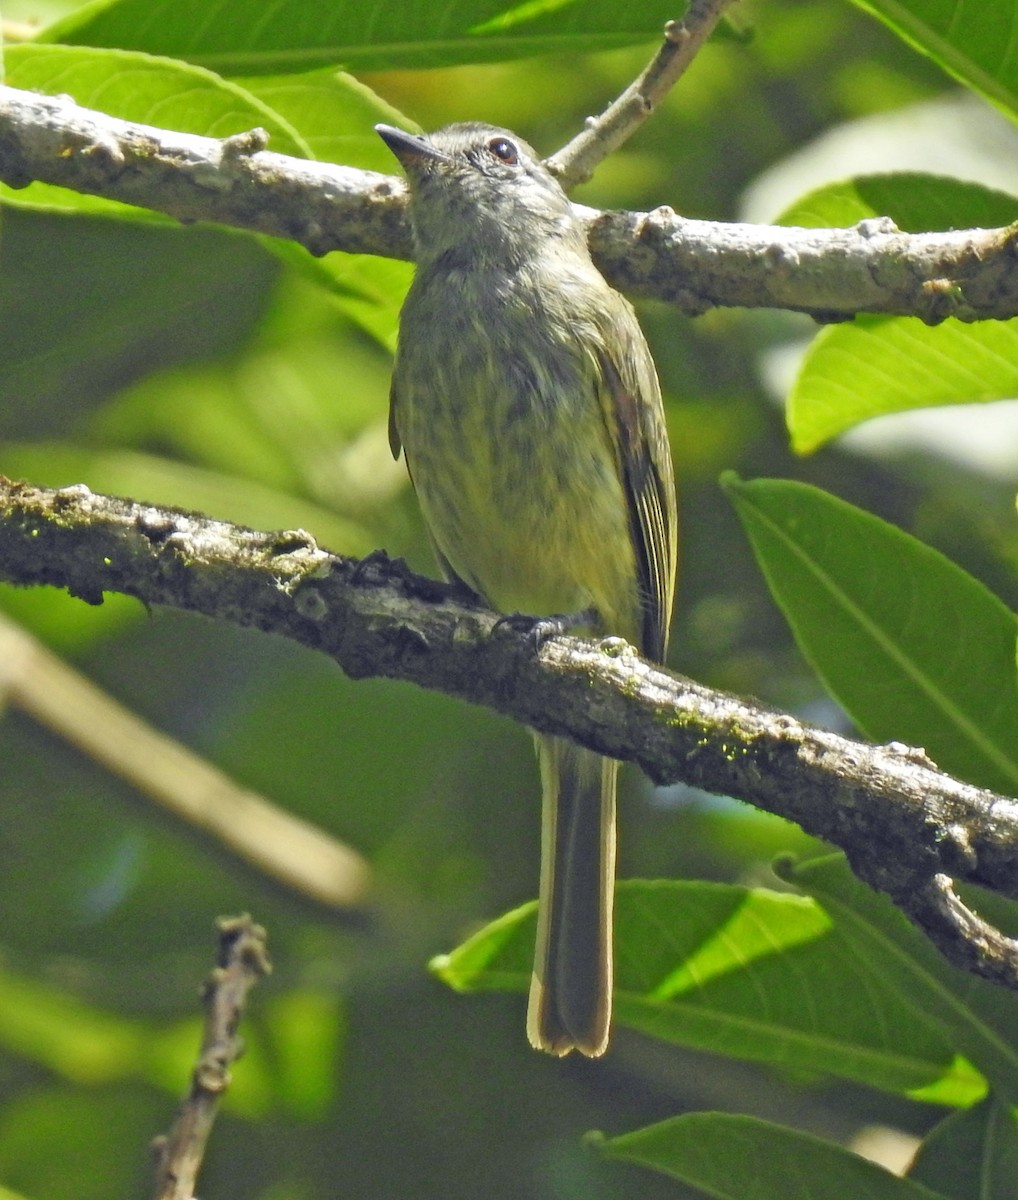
<box><xmin>487</xmin><ymin>137</ymin><xmax>518</xmax><ymax>165</ymax></box>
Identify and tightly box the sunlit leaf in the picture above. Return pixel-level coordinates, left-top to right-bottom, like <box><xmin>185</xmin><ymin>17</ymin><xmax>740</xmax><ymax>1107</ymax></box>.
<box><xmin>777</xmin><ymin>173</ymin><xmax>1018</xmax><ymax>233</ymax></box>
<box><xmin>777</xmin><ymin>175</ymin><xmax>1018</xmax><ymax>452</ymax></box>
<box><xmin>42</xmin><ymin>0</ymin><xmax>674</xmax><ymax>74</ymax></box>
<box><xmin>723</xmin><ymin>475</ymin><xmax>1018</xmax><ymax>796</ymax></box>
<box><xmin>788</xmin><ymin>315</ymin><xmax>1018</xmax><ymax>455</ymax></box>
<box><xmin>790</xmin><ymin>856</ymin><xmax>1018</xmax><ymax>1105</ymax></box>
<box><xmin>848</xmin><ymin>0</ymin><xmax>1018</xmax><ymax>121</ymax></box>
<box><xmin>432</xmin><ymin>879</ymin><xmax>985</xmax><ymax>1103</ymax></box>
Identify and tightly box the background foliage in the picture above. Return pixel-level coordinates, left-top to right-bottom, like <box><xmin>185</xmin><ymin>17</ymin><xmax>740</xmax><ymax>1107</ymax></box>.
<box><xmin>2</xmin><ymin>1</ymin><xmax>1018</xmax><ymax>1197</ymax></box>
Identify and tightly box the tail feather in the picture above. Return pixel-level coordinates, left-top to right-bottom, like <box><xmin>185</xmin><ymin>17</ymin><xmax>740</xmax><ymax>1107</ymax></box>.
<box><xmin>527</xmin><ymin>735</ymin><xmax>617</xmax><ymax>1057</ymax></box>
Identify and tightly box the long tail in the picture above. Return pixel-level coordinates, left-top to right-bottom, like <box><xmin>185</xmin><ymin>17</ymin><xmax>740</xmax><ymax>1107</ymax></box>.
<box><xmin>527</xmin><ymin>735</ymin><xmax>617</xmax><ymax>1057</ymax></box>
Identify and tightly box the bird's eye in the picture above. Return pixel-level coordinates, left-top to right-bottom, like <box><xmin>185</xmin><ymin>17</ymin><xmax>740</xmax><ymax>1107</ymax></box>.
<box><xmin>487</xmin><ymin>137</ymin><xmax>519</xmax><ymax>165</ymax></box>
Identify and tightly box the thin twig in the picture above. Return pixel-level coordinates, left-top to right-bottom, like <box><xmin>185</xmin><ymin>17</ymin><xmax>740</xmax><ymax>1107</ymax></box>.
<box><xmin>547</xmin><ymin>1</ymin><xmax>739</xmax><ymax>188</ymax></box>
<box><xmin>151</xmin><ymin>915</ymin><xmax>271</xmax><ymax>1200</ymax></box>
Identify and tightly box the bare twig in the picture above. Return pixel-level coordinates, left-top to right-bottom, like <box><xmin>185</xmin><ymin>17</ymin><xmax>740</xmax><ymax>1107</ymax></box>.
<box><xmin>0</xmin><ymin>611</ymin><xmax>371</xmax><ymax>910</ymax></box>
<box><xmin>547</xmin><ymin>1</ymin><xmax>739</xmax><ymax>189</ymax></box>
<box><xmin>2</xmin><ymin>477</ymin><xmax>1018</xmax><ymax>991</ymax></box>
<box><xmin>2</xmin><ymin>84</ymin><xmax>1017</xmax><ymax>323</ymax></box>
<box><xmin>151</xmin><ymin>915</ymin><xmax>271</xmax><ymax>1200</ymax></box>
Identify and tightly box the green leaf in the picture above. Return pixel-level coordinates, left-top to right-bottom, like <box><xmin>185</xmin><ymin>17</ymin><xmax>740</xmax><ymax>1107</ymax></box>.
<box><xmin>41</xmin><ymin>0</ymin><xmax>675</xmax><ymax>74</ymax></box>
<box><xmin>596</xmin><ymin>1112</ymin><xmax>950</xmax><ymax>1200</ymax></box>
<box><xmin>908</xmin><ymin>1097</ymin><xmax>1018</xmax><ymax>1200</ymax></box>
<box><xmin>432</xmin><ymin>880</ymin><xmax>985</xmax><ymax>1103</ymax></box>
<box><xmin>230</xmin><ymin>67</ymin><xmax>411</xmax><ymax>172</ymax></box>
<box><xmin>790</xmin><ymin>856</ymin><xmax>1018</xmax><ymax>1105</ymax></box>
<box><xmin>722</xmin><ymin>475</ymin><xmax>1018</xmax><ymax>796</ymax></box>
<box><xmin>0</xmin><ymin>209</ymin><xmax>277</xmax><ymax>437</ymax></box>
<box><xmin>262</xmin><ymin>989</ymin><xmax>344</xmax><ymax>1120</ymax></box>
<box><xmin>230</xmin><ymin>68</ymin><xmax>415</xmax><ymax>347</ymax></box>
<box><xmin>778</xmin><ymin>176</ymin><xmax>1018</xmax><ymax>453</ymax></box>
<box><xmin>2</xmin><ymin>44</ymin><xmax>309</xmax><ymax>218</ymax></box>
<box><xmin>848</xmin><ymin>0</ymin><xmax>1018</xmax><ymax>121</ymax></box>
<box><xmin>0</xmin><ymin>962</ymin><xmax>144</xmax><ymax>1084</ymax></box>
<box><xmin>788</xmin><ymin>315</ymin><xmax>1018</xmax><ymax>455</ymax></box>
<box><xmin>777</xmin><ymin>173</ymin><xmax>1018</xmax><ymax>233</ymax></box>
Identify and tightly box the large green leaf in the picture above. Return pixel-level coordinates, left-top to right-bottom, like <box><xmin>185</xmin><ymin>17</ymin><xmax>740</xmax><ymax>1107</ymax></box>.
<box><xmin>776</xmin><ymin>174</ymin><xmax>1018</xmax><ymax>453</ymax></box>
<box><xmin>40</xmin><ymin>0</ymin><xmax>675</xmax><ymax>74</ymax></box>
<box><xmin>849</xmin><ymin>0</ymin><xmax>1018</xmax><ymax>122</ymax></box>
<box><xmin>231</xmin><ymin>68</ymin><xmax>416</xmax><ymax>348</ymax></box>
<box><xmin>432</xmin><ymin>879</ymin><xmax>984</xmax><ymax>1103</ymax></box>
<box><xmin>908</xmin><ymin>1097</ymin><xmax>1018</xmax><ymax>1200</ymax></box>
<box><xmin>790</xmin><ymin>856</ymin><xmax>1018</xmax><ymax>1104</ymax></box>
<box><xmin>788</xmin><ymin>315</ymin><xmax>1018</xmax><ymax>455</ymax></box>
<box><xmin>596</xmin><ymin>1112</ymin><xmax>950</xmax><ymax>1200</ymax></box>
<box><xmin>722</xmin><ymin>475</ymin><xmax>1018</xmax><ymax>796</ymax></box>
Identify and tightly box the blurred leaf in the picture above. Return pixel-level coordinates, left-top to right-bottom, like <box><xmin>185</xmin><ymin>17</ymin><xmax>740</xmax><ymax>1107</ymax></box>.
<box><xmin>84</xmin><ymin>284</ymin><xmax>406</xmax><ymax>526</ymax></box>
<box><xmin>228</xmin><ymin>67</ymin><xmax>417</xmax><ymax>346</ymax></box>
<box><xmin>432</xmin><ymin>880</ymin><xmax>985</xmax><ymax>1103</ymax></box>
<box><xmin>722</xmin><ymin>475</ymin><xmax>1018</xmax><ymax>796</ymax></box>
<box><xmin>848</xmin><ymin>0</ymin><xmax>1018</xmax><ymax>119</ymax></box>
<box><xmin>0</xmin><ymin>443</ymin><xmax>375</xmax><ymax>555</ymax></box>
<box><xmin>788</xmin><ymin>315</ymin><xmax>1018</xmax><ymax>455</ymax></box>
<box><xmin>263</xmin><ymin>989</ymin><xmax>344</xmax><ymax>1119</ymax></box>
<box><xmin>94</xmin><ymin>329</ymin><xmax>402</xmax><ymax>518</ymax></box>
<box><xmin>777</xmin><ymin>173</ymin><xmax>1018</xmax><ymax>232</ymax></box>
<box><xmin>0</xmin><ymin>1087</ymin><xmax>160</xmax><ymax>1200</ymax></box>
<box><xmin>0</xmin><ymin>964</ymin><xmax>144</xmax><ymax>1084</ymax></box>
<box><xmin>1</xmin><ymin>44</ymin><xmax>308</xmax><ymax>218</ymax></box>
<box><xmin>0</xmin><ymin>583</ymin><xmax>142</xmax><ymax>650</ymax></box>
<box><xmin>789</xmin><ymin>855</ymin><xmax>1018</xmax><ymax>1104</ymax></box>
<box><xmin>908</xmin><ymin>1097</ymin><xmax>1018</xmax><ymax>1200</ymax></box>
<box><xmin>42</xmin><ymin>0</ymin><xmax>675</xmax><ymax>73</ymax></box>
<box><xmin>596</xmin><ymin>1111</ymin><xmax>949</xmax><ymax>1199</ymax></box>
<box><xmin>0</xmin><ymin>210</ymin><xmax>277</xmax><ymax>439</ymax></box>
<box><xmin>0</xmin><ymin>960</ymin><xmax>272</xmax><ymax>1112</ymax></box>
<box><xmin>0</xmin><ymin>1185</ymin><xmax>33</xmax><ymax>1200</ymax></box>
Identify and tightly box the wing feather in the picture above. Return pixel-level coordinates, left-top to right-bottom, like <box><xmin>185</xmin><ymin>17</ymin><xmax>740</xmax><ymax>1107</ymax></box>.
<box><xmin>594</xmin><ymin>340</ymin><xmax>677</xmax><ymax>664</ymax></box>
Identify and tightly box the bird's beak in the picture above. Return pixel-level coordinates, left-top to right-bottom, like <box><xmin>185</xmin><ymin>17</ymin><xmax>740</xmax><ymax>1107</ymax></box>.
<box><xmin>375</xmin><ymin>124</ymin><xmax>449</xmax><ymax>169</ymax></box>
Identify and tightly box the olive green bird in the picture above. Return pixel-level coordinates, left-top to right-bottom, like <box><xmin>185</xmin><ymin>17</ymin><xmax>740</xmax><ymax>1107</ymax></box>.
<box><xmin>377</xmin><ymin>122</ymin><xmax>677</xmax><ymax>1057</ymax></box>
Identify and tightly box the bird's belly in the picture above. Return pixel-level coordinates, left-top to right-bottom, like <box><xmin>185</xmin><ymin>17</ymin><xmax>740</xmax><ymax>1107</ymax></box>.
<box><xmin>403</xmin><ymin>376</ymin><xmax>639</xmax><ymax>638</ymax></box>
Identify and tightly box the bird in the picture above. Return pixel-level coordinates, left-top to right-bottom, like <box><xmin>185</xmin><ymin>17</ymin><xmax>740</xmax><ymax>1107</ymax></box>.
<box><xmin>377</xmin><ymin>121</ymin><xmax>677</xmax><ymax>1056</ymax></box>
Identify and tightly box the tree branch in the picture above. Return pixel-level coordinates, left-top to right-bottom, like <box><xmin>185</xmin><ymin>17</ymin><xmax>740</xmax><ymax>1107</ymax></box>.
<box><xmin>547</xmin><ymin>1</ymin><xmax>739</xmax><ymax>188</ymax></box>
<box><xmin>3</xmin><ymin>476</ymin><xmax>1018</xmax><ymax>990</ymax></box>
<box><xmin>2</xmin><ymin>83</ymin><xmax>1017</xmax><ymax>323</ymax></box>
<box><xmin>150</xmin><ymin>914</ymin><xmax>271</xmax><ymax>1200</ymax></box>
